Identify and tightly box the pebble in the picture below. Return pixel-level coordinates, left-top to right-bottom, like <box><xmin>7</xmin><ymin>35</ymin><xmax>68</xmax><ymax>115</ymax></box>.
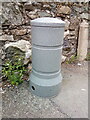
<box><xmin>61</xmin><ymin>55</ymin><xmax>66</xmax><ymax>63</ymax></box>
<box><xmin>28</xmin><ymin>64</ymin><xmax>32</xmax><ymax>71</ymax></box>
<box><xmin>1</xmin><ymin>55</ymin><xmax>5</xmax><ymax>60</ymax></box>
<box><xmin>57</xmin><ymin>6</ymin><xmax>71</xmax><ymax>15</ymax></box>
<box><xmin>77</xmin><ymin>63</ymin><xmax>82</xmax><ymax>66</ymax></box>
<box><xmin>12</xmin><ymin>29</ymin><xmax>27</xmax><ymax>36</ymax></box>
<box><xmin>0</xmin><ymin>35</ymin><xmax>14</xmax><ymax>41</ymax></box>
<box><xmin>64</xmin><ymin>30</ymin><xmax>70</xmax><ymax>38</ymax></box>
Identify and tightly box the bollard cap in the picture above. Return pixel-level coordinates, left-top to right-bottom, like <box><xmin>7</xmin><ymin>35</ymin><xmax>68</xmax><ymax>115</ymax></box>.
<box><xmin>31</xmin><ymin>17</ymin><xmax>65</xmax><ymax>27</ymax></box>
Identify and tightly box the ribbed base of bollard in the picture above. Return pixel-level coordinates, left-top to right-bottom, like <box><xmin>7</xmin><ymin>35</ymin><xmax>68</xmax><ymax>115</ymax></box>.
<box><xmin>29</xmin><ymin>72</ymin><xmax>62</xmax><ymax>98</ymax></box>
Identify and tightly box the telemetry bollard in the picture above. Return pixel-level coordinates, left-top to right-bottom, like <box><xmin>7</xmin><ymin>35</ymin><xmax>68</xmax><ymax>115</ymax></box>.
<box><xmin>29</xmin><ymin>17</ymin><xmax>65</xmax><ymax>97</ymax></box>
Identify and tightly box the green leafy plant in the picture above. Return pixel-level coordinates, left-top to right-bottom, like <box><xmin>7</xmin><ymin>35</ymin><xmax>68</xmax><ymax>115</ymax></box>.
<box><xmin>2</xmin><ymin>56</ymin><xmax>26</xmax><ymax>85</ymax></box>
<box><xmin>66</xmin><ymin>55</ymin><xmax>77</xmax><ymax>64</ymax></box>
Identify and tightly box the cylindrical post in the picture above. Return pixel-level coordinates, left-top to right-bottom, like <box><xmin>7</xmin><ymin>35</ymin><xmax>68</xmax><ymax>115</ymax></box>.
<box><xmin>77</xmin><ymin>20</ymin><xmax>88</xmax><ymax>61</ymax></box>
<box><xmin>29</xmin><ymin>17</ymin><xmax>65</xmax><ymax>97</ymax></box>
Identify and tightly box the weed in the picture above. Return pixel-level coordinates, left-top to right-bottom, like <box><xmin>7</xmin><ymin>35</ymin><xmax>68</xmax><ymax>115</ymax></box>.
<box><xmin>66</xmin><ymin>55</ymin><xmax>77</xmax><ymax>64</ymax></box>
<box><xmin>2</xmin><ymin>56</ymin><xmax>26</xmax><ymax>85</ymax></box>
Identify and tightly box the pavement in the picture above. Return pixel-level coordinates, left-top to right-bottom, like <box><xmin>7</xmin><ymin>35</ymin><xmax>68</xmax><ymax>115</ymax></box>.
<box><xmin>0</xmin><ymin>89</ymin><xmax>2</xmax><ymax>120</ymax></box>
<box><xmin>1</xmin><ymin>61</ymin><xmax>88</xmax><ymax>118</ymax></box>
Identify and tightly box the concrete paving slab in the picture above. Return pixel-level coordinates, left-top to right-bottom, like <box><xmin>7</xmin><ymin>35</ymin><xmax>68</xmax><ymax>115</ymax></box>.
<box><xmin>51</xmin><ymin>62</ymin><xmax>88</xmax><ymax>118</ymax></box>
<box><xmin>2</xmin><ymin>61</ymin><xmax>88</xmax><ymax>118</ymax></box>
<box><xmin>2</xmin><ymin>82</ymin><xmax>68</xmax><ymax>118</ymax></box>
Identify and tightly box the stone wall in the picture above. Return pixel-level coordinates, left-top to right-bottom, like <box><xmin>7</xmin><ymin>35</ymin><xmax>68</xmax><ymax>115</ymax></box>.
<box><xmin>0</xmin><ymin>2</ymin><xmax>89</xmax><ymax>62</ymax></box>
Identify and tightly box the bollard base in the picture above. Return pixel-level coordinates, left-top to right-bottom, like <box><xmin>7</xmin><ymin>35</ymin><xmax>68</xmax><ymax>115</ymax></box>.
<box><xmin>29</xmin><ymin>72</ymin><xmax>62</xmax><ymax>98</ymax></box>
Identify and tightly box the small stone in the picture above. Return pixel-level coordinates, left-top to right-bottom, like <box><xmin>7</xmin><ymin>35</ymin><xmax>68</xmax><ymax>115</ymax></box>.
<box><xmin>28</xmin><ymin>14</ymin><xmax>37</xmax><ymax>19</ymax></box>
<box><xmin>0</xmin><ymin>35</ymin><xmax>14</xmax><ymax>41</ymax></box>
<box><xmin>63</xmin><ymin>38</ymin><xmax>71</xmax><ymax>51</ymax></box>
<box><xmin>69</xmin><ymin>17</ymin><xmax>80</xmax><ymax>30</ymax></box>
<box><xmin>12</xmin><ymin>29</ymin><xmax>27</xmax><ymax>36</ymax></box>
<box><xmin>4</xmin><ymin>40</ymin><xmax>31</xmax><ymax>52</ymax></box>
<box><xmin>4</xmin><ymin>40</ymin><xmax>31</xmax><ymax>65</ymax></box>
<box><xmin>27</xmin><ymin>10</ymin><xmax>38</xmax><ymax>19</ymax></box>
<box><xmin>67</xmin><ymin>36</ymin><xmax>76</xmax><ymax>40</ymax></box>
<box><xmin>61</xmin><ymin>55</ymin><xmax>66</xmax><ymax>63</ymax></box>
<box><xmin>64</xmin><ymin>19</ymin><xmax>70</xmax><ymax>30</ymax></box>
<box><xmin>7</xmin><ymin>84</ymin><xmax>11</xmax><ymax>87</ymax></box>
<box><xmin>28</xmin><ymin>64</ymin><xmax>32</xmax><ymax>71</ymax></box>
<box><xmin>50</xmin><ymin>3</ymin><xmax>56</xmax><ymax>8</ymax></box>
<box><xmin>1</xmin><ymin>55</ymin><xmax>5</xmax><ymax>60</ymax></box>
<box><xmin>51</xmin><ymin>11</ymin><xmax>55</xmax><ymax>17</ymax></box>
<box><xmin>28</xmin><ymin>10</ymin><xmax>37</xmax><ymax>15</ymax></box>
<box><xmin>38</xmin><ymin>11</ymin><xmax>51</xmax><ymax>17</ymax></box>
<box><xmin>2</xmin><ymin>2</ymin><xmax>24</xmax><ymax>26</ymax></box>
<box><xmin>32</xmin><ymin>2</ymin><xmax>42</xmax><ymax>8</ymax></box>
<box><xmin>24</xmin><ymin>2</ymin><xmax>34</xmax><ymax>11</ymax></box>
<box><xmin>45</xmin><ymin>10</ymin><xmax>50</xmax><ymax>14</ymax></box>
<box><xmin>57</xmin><ymin>6</ymin><xmax>71</xmax><ymax>15</ymax></box>
<box><xmin>24</xmin><ymin>49</ymin><xmax>32</xmax><ymax>64</ymax></box>
<box><xmin>69</xmin><ymin>31</ymin><xmax>76</xmax><ymax>36</ymax></box>
<box><xmin>77</xmin><ymin>63</ymin><xmax>82</xmax><ymax>66</ymax></box>
<box><xmin>25</xmin><ymin>50</ymin><xmax>32</xmax><ymax>59</ymax></box>
<box><xmin>64</xmin><ymin>30</ymin><xmax>69</xmax><ymax>38</ymax></box>
<box><xmin>80</xmin><ymin>13</ymin><xmax>89</xmax><ymax>20</ymax></box>
<box><xmin>43</xmin><ymin>4</ymin><xmax>51</xmax><ymax>10</ymax></box>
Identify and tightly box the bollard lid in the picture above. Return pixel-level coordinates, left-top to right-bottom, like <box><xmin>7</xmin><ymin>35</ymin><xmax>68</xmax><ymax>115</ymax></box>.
<box><xmin>31</xmin><ymin>17</ymin><xmax>65</xmax><ymax>27</ymax></box>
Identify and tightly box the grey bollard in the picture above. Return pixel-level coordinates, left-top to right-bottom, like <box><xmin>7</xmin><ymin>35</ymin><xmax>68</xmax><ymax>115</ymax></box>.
<box><xmin>29</xmin><ymin>17</ymin><xmax>65</xmax><ymax>97</ymax></box>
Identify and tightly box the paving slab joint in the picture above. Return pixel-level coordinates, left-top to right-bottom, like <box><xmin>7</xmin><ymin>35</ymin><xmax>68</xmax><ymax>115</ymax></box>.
<box><xmin>49</xmin><ymin>99</ymin><xmax>71</xmax><ymax>118</ymax></box>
